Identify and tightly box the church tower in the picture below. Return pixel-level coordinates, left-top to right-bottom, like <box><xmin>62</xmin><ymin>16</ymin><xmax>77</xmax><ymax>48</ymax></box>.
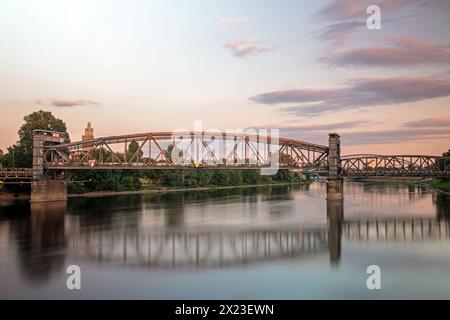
<box><xmin>82</xmin><ymin>122</ymin><xmax>94</xmax><ymax>141</ymax></box>
<box><xmin>82</xmin><ymin>122</ymin><xmax>94</xmax><ymax>152</ymax></box>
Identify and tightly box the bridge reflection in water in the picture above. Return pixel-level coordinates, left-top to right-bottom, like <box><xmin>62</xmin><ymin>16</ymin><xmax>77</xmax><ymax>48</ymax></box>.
<box><xmin>22</xmin><ymin>190</ymin><xmax>450</xmax><ymax>271</ymax></box>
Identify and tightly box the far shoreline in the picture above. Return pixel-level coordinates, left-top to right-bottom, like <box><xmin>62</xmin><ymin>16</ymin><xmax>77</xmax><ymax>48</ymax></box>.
<box><xmin>68</xmin><ymin>181</ymin><xmax>310</xmax><ymax>199</ymax></box>
<box><xmin>0</xmin><ymin>181</ymin><xmax>311</xmax><ymax>201</ymax></box>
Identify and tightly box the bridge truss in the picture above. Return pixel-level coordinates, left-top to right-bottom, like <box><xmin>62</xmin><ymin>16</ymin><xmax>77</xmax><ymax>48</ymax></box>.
<box><xmin>43</xmin><ymin>131</ymin><xmax>329</xmax><ymax>170</ymax></box>
<box><xmin>341</xmin><ymin>154</ymin><xmax>450</xmax><ymax>178</ymax></box>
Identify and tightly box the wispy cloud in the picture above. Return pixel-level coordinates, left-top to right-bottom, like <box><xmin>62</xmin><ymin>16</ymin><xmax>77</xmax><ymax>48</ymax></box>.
<box><xmin>253</xmin><ymin>120</ymin><xmax>374</xmax><ymax>146</ymax></box>
<box><xmin>49</xmin><ymin>98</ymin><xmax>100</xmax><ymax>107</ymax></box>
<box><xmin>218</xmin><ymin>16</ymin><xmax>250</xmax><ymax>31</ymax></box>
<box><xmin>250</xmin><ymin>77</ymin><xmax>450</xmax><ymax>116</ymax></box>
<box><xmin>279</xmin><ymin>125</ymin><xmax>450</xmax><ymax>147</ymax></box>
<box><xmin>258</xmin><ymin>119</ymin><xmax>373</xmax><ymax>131</ymax></box>
<box><xmin>250</xmin><ymin>88</ymin><xmax>343</xmax><ymax>105</ymax></box>
<box><xmin>322</xmin><ymin>37</ymin><xmax>450</xmax><ymax>67</ymax></box>
<box><xmin>279</xmin><ymin>120</ymin><xmax>373</xmax><ymax>135</ymax></box>
<box><xmin>341</xmin><ymin>127</ymin><xmax>450</xmax><ymax>145</ymax></box>
<box><xmin>315</xmin><ymin>0</ymin><xmax>446</xmax><ymax>22</ymax></box>
<box><xmin>313</xmin><ymin>0</ymin><xmax>450</xmax><ymax>47</ymax></box>
<box><xmin>224</xmin><ymin>39</ymin><xmax>271</xmax><ymax>60</ymax></box>
<box><xmin>265</xmin><ymin>118</ymin><xmax>450</xmax><ymax>147</ymax></box>
<box><xmin>403</xmin><ymin>118</ymin><xmax>450</xmax><ymax>128</ymax></box>
<box><xmin>316</xmin><ymin>20</ymin><xmax>365</xmax><ymax>46</ymax></box>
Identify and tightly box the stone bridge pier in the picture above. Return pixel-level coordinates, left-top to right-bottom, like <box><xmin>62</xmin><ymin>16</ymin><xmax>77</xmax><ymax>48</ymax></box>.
<box><xmin>326</xmin><ymin>133</ymin><xmax>344</xmax><ymax>264</ymax></box>
<box><xmin>326</xmin><ymin>133</ymin><xmax>343</xmax><ymax>201</ymax></box>
<box><xmin>30</xmin><ymin>130</ymin><xmax>68</xmax><ymax>203</ymax></box>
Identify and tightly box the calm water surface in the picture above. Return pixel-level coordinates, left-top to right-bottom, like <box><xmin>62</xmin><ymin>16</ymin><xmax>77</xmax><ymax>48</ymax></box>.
<box><xmin>0</xmin><ymin>181</ymin><xmax>449</xmax><ymax>299</ymax></box>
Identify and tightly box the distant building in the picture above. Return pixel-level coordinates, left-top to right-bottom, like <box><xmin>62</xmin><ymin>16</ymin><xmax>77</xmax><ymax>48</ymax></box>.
<box><xmin>82</xmin><ymin>122</ymin><xmax>94</xmax><ymax>153</ymax></box>
<box><xmin>70</xmin><ymin>122</ymin><xmax>95</xmax><ymax>160</ymax></box>
<box><xmin>82</xmin><ymin>122</ymin><xmax>94</xmax><ymax>141</ymax></box>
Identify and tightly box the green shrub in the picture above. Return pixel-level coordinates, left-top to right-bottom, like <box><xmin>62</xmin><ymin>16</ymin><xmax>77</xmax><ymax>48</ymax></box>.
<box><xmin>430</xmin><ymin>179</ymin><xmax>450</xmax><ymax>192</ymax></box>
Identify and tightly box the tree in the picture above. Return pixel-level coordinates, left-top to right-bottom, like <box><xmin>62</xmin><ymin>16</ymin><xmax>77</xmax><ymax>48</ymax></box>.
<box><xmin>227</xmin><ymin>170</ymin><xmax>243</xmax><ymax>185</ymax></box>
<box><xmin>211</xmin><ymin>170</ymin><xmax>230</xmax><ymax>186</ymax></box>
<box><xmin>439</xmin><ymin>149</ymin><xmax>450</xmax><ymax>181</ymax></box>
<box><xmin>279</xmin><ymin>152</ymin><xmax>298</xmax><ymax>167</ymax></box>
<box><xmin>1</xmin><ymin>110</ymin><xmax>69</xmax><ymax>167</ymax></box>
<box><xmin>127</xmin><ymin>140</ymin><xmax>143</xmax><ymax>161</ymax></box>
<box><xmin>19</xmin><ymin>110</ymin><xmax>69</xmax><ymax>148</ymax></box>
<box><xmin>160</xmin><ymin>170</ymin><xmax>183</xmax><ymax>187</ymax></box>
<box><xmin>242</xmin><ymin>170</ymin><xmax>260</xmax><ymax>184</ymax></box>
<box><xmin>192</xmin><ymin>169</ymin><xmax>212</xmax><ymax>186</ymax></box>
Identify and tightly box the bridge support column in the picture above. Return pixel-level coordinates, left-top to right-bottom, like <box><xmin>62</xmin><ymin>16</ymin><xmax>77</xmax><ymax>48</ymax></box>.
<box><xmin>32</xmin><ymin>134</ymin><xmax>45</xmax><ymax>180</ymax></box>
<box><xmin>327</xmin><ymin>133</ymin><xmax>343</xmax><ymax>200</ymax></box>
<box><xmin>31</xmin><ymin>179</ymin><xmax>67</xmax><ymax>203</ymax></box>
<box><xmin>31</xmin><ymin>130</ymin><xmax>68</xmax><ymax>203</ymax></box>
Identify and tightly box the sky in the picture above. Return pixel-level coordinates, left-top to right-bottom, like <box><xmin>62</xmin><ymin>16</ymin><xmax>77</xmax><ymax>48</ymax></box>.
<box><xmin>1</xmin><ymin>0</ymin><xmax>450</xmax><ymax>155</ymax></box>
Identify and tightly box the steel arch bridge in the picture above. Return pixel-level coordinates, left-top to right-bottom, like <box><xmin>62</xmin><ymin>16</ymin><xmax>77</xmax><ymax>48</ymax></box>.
<box><xmin>41</xmin><ymin>130</ymin><xmax>329</xmax><ymax>171</ymax></box>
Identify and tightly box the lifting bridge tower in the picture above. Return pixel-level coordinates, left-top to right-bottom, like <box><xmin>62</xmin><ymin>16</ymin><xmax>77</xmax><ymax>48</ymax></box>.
<box><xmin>31</xmin><ymin>130</ymin><xmax>68</xmax><ymax>203</ymax></box>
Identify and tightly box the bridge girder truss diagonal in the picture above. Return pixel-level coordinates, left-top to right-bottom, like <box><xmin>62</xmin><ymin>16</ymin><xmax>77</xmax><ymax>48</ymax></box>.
<box><xmin>340</xmin><ymin>154</ymin><xmax>450</xmax><ymax>178</ymax></box>
<box><xmin>42</xmin><ymin>131</ymin><xmax>330</xmax><ymax>170</ymax></box>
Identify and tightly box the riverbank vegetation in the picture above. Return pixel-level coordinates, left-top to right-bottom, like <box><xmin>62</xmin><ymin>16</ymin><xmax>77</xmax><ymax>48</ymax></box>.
<box><xmin>66</xmin><ymin>168</ymin><xmax>305</xmax><ymax>194</ymax></box>
<box><xmin>429</xmin><ymin>179</ymin><xmax>450</xmax><ymax>193</ymax></box>
<box><xmin>428</xmin><ymin>149</ymin><xmax>450</xmax><ymax>193</ymax></box>
<box><xmin>0</xmin><ymin>111</ymin><xmax>69</xmax><ymax>168</ymax></box>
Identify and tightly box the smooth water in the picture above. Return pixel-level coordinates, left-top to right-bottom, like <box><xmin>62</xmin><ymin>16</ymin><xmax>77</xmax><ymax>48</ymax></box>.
<box><xmin>0</xmin><ymin>181</ymin><xmax>449</xmax><ymax>299</ymax></box>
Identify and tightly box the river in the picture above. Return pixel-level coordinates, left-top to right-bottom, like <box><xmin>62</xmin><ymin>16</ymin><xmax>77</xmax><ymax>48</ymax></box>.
<box><xmin>0</xmin><ymin>181</ymin><xmax>449</xmax><ymax>299</ymax></box>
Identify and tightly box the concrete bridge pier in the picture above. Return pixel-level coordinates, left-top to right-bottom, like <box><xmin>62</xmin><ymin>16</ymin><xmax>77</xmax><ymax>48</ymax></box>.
<box><xmin>30</xmin><ymin>130</ymin><xmax>68</xmax><ymax>203</ymax></box>
<box><xmin>326</xmin><ymin>133</ymin><xmax>343</xmax><ymax>201</ymax></box>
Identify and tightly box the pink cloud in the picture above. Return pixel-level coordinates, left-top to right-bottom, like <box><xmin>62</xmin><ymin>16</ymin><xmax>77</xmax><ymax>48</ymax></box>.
<box><xmin>250</xmin><ymin>77</ymin><xmax>450</xmax><ymax>115</ymax></box>
<box><xmin>315</xmin><ymin>0</ymin><xmax>446</xmax><ymax>22</ymax></box>
<box><xmin>404</xmin><ymin>118</ymin><xmax>450</xmax><ymax>128</ymax></box>
<box><xmin>322</xmin><ymin>37</ymin><xmax>450</xmax><ymax>67</ymax></box>
<box><xmin>224</xmin><ymin>39</ymin><xmax>271</xmax><ymax>60</ymax></box>
<box><xmin>51</xmin><ymin>98</ymin><xmax>100</xmax><ymax>107</ymax></box>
